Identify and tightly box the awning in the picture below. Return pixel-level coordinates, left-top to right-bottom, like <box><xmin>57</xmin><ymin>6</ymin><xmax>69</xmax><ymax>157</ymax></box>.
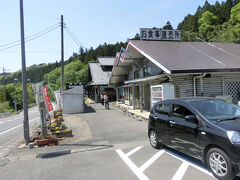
<box><xmin>124</xmin><ymin>74</ymin><xmax>166</xmax><ymax>84</ymax></box>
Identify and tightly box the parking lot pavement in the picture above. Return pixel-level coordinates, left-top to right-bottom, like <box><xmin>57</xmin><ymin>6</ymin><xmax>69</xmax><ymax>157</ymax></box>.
<box><xmin>116</xmin><ymin>145</ymin><xmax>216</xmax><ymax>180</ymax></box>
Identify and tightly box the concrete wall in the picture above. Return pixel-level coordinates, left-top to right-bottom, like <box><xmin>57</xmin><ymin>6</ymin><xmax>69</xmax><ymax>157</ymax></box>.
<box><xmin>63</xmin><ymin>86</ymin><xmax>85</xmax><ymax>114</ymax></box>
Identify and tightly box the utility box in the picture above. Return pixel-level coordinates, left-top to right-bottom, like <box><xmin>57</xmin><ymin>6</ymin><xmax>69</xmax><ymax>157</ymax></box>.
<box><xmin>151</xmin><ymin>83</ymin><xmax>175</xmax><ymax>107</ymax></box>
<box><xmin>62</xmin><ymin>86</ymin><xmax>85</xmax><ymax>114</ymax></box>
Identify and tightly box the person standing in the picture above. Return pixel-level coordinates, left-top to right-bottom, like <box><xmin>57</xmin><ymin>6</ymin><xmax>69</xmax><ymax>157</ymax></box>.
<box><xmin>104</xmin><ymin>94</ymin><xmax>109</xmax><ymax>109</ymax></box>
<box><xmin>100</xmin><ymin>93</ymin><xmax>104</xmax><ymax>105</ymax></box>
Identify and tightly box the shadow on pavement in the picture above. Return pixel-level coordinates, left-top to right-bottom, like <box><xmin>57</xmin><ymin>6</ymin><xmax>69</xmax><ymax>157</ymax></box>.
<box><xmin>84</xmin><ymin>105</ymin><xmax>96</xmax><ymax>113</ymax></box>
<box><xmin>84</xmin><ymin>104</ymin><xmax>114</xmax><ymax>113</ymax></box>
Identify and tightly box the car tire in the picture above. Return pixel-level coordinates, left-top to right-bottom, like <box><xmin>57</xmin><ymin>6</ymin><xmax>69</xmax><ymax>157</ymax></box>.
<box><xmin>206</xmin><ymin>148</ymin><xmax>235</xmax><ymax>180</ymax></box>
<box><xmin>149</xmin><ymin>130</ymin><xmax>161</xmax><ymax>149</ymax></box>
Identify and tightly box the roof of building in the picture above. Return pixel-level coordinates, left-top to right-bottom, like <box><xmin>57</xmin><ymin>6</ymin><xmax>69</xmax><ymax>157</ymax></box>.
<box><xmin>128</xmin><ymin>40</ymin><xmax>240</xmax><ymax>73</ymax></box>
<box><xmin>88</xmin><ymin>62</ymin><xmax>112</xmax><ymax>85</ymax></box>
<box><xmin>97</xmin><ymin>57</ymin><xmax>115</xmax><ymax>66</ymax></box>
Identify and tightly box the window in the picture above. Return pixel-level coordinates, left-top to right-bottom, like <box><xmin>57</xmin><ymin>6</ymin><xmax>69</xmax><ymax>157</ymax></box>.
<box><xmin>102</xmin><ymin>66</ymin><xmax>113</xmax><ymax>71</ymax></box>
<box><xmin>155</xmin><ymin>104</ymin><xmax>170</xmax><ymax>115</ymax></box>
<box><xmin>124</xmin><ymin>87</ymin><xmax>129</xmax><ymax>100</ymax></box>
<box><xmin>172</xmin><ymin>104</ymin><xmax>193</xmax><ymax>119</ymax></box>
<box><xmin>134</xmin><ymin>70</ymin><xmax>139</xmax><ymax>79</ymax></box>
<box><xmin>192</xmin><ymin>99</ymin><xmax>240</xmax><ymax>121</ymax></box>
<box><xmin>143</xmin><ymin>66</ymin><xmax>152</xmax><ymax>77</ymax></box>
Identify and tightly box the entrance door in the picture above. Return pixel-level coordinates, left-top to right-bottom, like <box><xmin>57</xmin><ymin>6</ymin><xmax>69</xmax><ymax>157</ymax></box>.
<box><xmin>168</xmin><ymin>103</ymin><xmax>201</xmax><ymax>158</ymax></box>
<box><xmin>134</xmin><ymin>86</ymin><xmax>140</xmax><ymax>108</ymax></box>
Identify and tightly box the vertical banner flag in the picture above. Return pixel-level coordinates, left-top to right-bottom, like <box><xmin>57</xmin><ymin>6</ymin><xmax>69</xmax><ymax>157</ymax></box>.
<box><xmin>43</xmin><ymin>86</ymin><xmax>53</xmax><ymax>112</ymax></box>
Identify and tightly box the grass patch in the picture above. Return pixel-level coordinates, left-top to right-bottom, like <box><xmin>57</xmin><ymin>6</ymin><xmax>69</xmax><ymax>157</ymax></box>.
<box><xmin>0</xmin><ymin>102</ymin><xmax>13</xmax><ymax>113</ymax></box>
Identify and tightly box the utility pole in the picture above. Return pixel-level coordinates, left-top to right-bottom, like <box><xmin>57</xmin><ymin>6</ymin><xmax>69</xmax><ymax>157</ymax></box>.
<box><xmin>61</xmin><ymin>15</ymin><xmax>64</xmax><ymax>92</ymax></box>
<box><xmin>2</xmin><ymin>67</ymin><xmax>7</xmax><ymax>102</ymax></box>
<box><xmin>20</xmin><ymin>0</ymin><xmax>30</xmax><ymax>145</ymax></box>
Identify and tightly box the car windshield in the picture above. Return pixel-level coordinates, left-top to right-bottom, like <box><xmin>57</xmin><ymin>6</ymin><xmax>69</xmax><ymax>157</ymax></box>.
<box><xmin>191</xmin><ymin>100</ymin><xmax>240</xmax><ymax>121</ymax></box>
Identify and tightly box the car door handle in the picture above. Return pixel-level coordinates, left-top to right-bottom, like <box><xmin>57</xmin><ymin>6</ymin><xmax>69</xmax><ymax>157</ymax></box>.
<box><xmin>153</xmin><ymin>116</ymin><xmax>158</xmax><ymax>119</ymax></box>
<box><xmin>169</xmin><ymin>120</ymin><xmax>176</xmax><ymax>124</ymax></box>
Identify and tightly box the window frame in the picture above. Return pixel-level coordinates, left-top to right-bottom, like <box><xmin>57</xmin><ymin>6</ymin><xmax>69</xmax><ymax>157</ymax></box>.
<box><xmin>154</xmin><ymin>103</ymin><xmax>170</xmax><ymax>116</ymax></box>
<box><xmin>170</xmin><ymin>102</ymin><xmax>199</xmax><ymax>124</ymax></box>
<box><xmin>143</xmin><ymin>66</ymin><xmax>152</xmax><ymax>77</ymax></box>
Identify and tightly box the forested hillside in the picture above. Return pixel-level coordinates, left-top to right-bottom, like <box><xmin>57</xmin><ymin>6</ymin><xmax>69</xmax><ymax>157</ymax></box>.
<box><xmin>178</xmin><ymin>0</ymin><xmax>240</xmax><ymax>42</ymax></box>
<box><xmin>1</xmin><ymin>0</ymin><xmax>239</xmax><ymax>112</ymax></box>
<box><xmin>44</xmin><ymin>41</ymin><xmax>127</xmax><ymax>90</ymax></box>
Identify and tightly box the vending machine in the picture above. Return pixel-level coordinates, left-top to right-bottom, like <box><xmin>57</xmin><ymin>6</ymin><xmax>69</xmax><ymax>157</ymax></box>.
<box><xmin>151</xmin><ymin>83</ymin><xmax>175</xmax><ymax>107</ymax></box>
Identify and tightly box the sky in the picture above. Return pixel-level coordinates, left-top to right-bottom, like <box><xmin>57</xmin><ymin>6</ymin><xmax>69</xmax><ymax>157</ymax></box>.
<box><xmin>0</xmin><ymin>0</ymin><xmax>224</xmax><ymax>73</ymax></box>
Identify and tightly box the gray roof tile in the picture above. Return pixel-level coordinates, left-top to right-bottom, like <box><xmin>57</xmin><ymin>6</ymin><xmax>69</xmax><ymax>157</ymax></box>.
<box><xmin>89</xmin><ymin>62</ymin><xmax>111</xmax><ymax>85</ymax></box>
<box><xmin>97</xmin><ymin>57</ymin><xmax>115</xmax><ymax>66</ymax></box>
<box><xmin>129</xmin><ymin>40</ymin><xmax>240</xmax><ymax>73</ymax></box>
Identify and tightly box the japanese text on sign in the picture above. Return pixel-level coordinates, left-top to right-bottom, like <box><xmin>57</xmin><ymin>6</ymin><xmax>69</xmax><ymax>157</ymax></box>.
<box><xmin>140</xmin><ymin>28</ymin><xmax>181</xmax><ymax>41</ymax></box>
<box><xmin>43</xmin><ymin>86</ymin><xmax>53</xmax><ymax>112</ymax></box>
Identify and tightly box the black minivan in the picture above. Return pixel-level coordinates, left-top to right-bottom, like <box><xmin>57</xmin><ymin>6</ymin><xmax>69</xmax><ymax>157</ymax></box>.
<box><xmin>148</xmin><ymin>98</ymin><xmax>240</xmax><ymax>180</ymax></box>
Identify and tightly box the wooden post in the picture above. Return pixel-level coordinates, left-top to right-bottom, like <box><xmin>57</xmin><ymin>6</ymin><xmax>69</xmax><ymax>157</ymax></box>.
<box><xmin>149</xmin><ymin>80</ymin><xmax>152</xmax><ymax>110</ymax></box>
<box><xmin>132</xmin><ymin>84</ymin><xmax>135</xmax><ymax>109</ymax></box>
<box><xmin>140</xmin><ymin>84</ymin><xmax>143</xmax><ymax>112</ymax></box>
<box><xmin>94</xmin><ymin>87</ymin><xmax>97</xmax><ymax>102</ymax></box>
<box><xmin>116</xmin><ymin>88</ymin><xmax>119</xmax><ymax>103</ymax></box>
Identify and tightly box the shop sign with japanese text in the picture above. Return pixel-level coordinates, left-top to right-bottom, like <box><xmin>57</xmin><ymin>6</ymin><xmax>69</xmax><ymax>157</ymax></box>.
<box><xmin>140</xmin><ymin>28</ymin><xmax>181</xmax><ymax>41</ymax></box>
<box><xmin>43</xmin><ymin>86</ymin><xmax>53</xmax><ymax>112</ymax></box>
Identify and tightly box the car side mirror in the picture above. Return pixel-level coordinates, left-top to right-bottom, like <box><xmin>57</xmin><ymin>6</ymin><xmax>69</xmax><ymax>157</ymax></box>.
<box><xmin>185</xmin><ymin>115</ymin><xmax>197</xmax><ymax>123</ymax></box>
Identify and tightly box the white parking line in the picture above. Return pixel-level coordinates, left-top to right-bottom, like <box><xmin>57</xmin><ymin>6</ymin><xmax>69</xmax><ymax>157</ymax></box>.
<box><xmin>172</xmin><ymin>161</ymin><xmax>189</xmax><ymax>180</ymax></box>
<box><xmin>116</xmin><ymin>146</ymin><xmax>215</xmax><ymax>180</ymax></box>
<box><xmin>139</xmin><ymin>150</ymin><xmax>164</xmax><ymax>172</ymax></box>
<box><xmin>116</xmin><ymin>149</ymin><xmax>149</xmax><ymax>180</ymax></box>
<box><xmin>126</xmin><ymin>146</ymin><xmax>143</xmax><ymax>157</ymax></box>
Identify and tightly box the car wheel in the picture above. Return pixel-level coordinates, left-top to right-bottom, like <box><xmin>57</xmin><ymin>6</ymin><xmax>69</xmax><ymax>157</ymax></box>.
<box><xmin>206</xmin><ymin>148</ymin><xmax>235</xmax><ymax>180</ymax></box>
<box><xmin>149</xmin><ymin>130</ymin><xmax>161</xmax><ymax>149</ymax></box>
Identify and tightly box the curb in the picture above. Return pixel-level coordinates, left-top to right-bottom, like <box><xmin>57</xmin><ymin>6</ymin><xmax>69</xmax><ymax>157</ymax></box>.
<box><xmin>112</xmin><ymin>104</ymin><xmax>149</xmax><ymax>121</ymax></box>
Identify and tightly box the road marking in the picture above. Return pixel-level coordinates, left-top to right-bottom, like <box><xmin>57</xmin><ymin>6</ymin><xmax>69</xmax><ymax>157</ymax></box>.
<box><xmin>164</xmin><ymin>149</ymin><xmax>214</xmax><ymax>177</ymax></box>
<box><xmin>126</xmin><ymin>146</ymin><xmax>143</xmax><ymax>157</ymax></box>
<box><xmin>2</xmin><ymin>149</ymin><xmax>9</xmax><ymax>151</ymax></box>
<box><xmin>0</xmin><ymin>117</ymin><xmax>39</xmax><ymax>136</ymax></box>
<box><xmin>116</xmin><ymin>149</ymin><xmax>149</xmax><ymax>180</ymax></box>
<box><xmin>139</xmin><ymin>150</ymin><xmax>164</xmax><ymax>172</ymax></box>
<box><xmin>0</xmin><ymin>124</ymin><xmax>23</xmax><ymax>135</ymax></box>
<box><xmin>172</xmin><ymin>161</ymin><xmax>189</xmax><ymax>180</ymax></box>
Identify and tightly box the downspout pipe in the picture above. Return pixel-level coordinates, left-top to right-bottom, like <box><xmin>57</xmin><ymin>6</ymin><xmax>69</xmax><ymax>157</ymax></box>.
<box><xmin>193</xmin><ymin>73</ymin><xmax>207</xmax><ymax>97</ymax></box>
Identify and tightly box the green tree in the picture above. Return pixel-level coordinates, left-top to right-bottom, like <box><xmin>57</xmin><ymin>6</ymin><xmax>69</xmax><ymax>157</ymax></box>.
<box><xmin>229</xmin><ymin>2</ymin><xmax>240</xmax><ymax>24</ymax></box>
<box><xmin>162</xmin><ymin>21</ymin><xmax>173</xmax><ymax>30</ymax></box>
<box><xmin>198</xmin><ymin>11</ymin><xmax>219</xmax><ymax>40</ymax></box>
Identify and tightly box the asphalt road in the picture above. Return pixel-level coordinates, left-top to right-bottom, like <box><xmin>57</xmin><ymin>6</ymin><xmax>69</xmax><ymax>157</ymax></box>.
<box><xmin>0</xmin><ymin>103</ymin><xmax>239</xmax><ymax>180</ymax></box>
<box><xmin>0</xmin><ymin>106</ymin><xmax>40</xmax><ymax>157</ymax></box>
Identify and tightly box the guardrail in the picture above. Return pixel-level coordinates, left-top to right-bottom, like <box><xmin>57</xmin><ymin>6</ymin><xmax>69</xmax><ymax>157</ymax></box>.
<box><xmin>0</xmin><ymin>112</ymin><xmax>11</xmax><ymax>118</ymax></box>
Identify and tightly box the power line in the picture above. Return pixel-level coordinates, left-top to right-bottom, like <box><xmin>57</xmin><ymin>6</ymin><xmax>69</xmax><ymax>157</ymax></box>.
<box><xmin>64</xmin><ymin>26</ymin><xmax>81</xmax><ymax>47</ymax></box>
<box><xmin>0</xmin><ymin>24</ymin><xmax>60</xmax><ymax>52</ymax></box>
<box><xmin>0</xmin><ymin>23</ymin><xmax>60</xmax><ymax>49</ymax></box>
<box><xmin>64</xmin><ymin>24</ymin><xmax>86</xmax><ymax>49</ymax></box>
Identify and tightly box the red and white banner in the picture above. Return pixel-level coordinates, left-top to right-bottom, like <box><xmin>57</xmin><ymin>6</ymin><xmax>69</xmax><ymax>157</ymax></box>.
<box><xmin>43</xmin><ymin>86</ymin><xmax>53</xmax><ymax>112</ymax></box>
